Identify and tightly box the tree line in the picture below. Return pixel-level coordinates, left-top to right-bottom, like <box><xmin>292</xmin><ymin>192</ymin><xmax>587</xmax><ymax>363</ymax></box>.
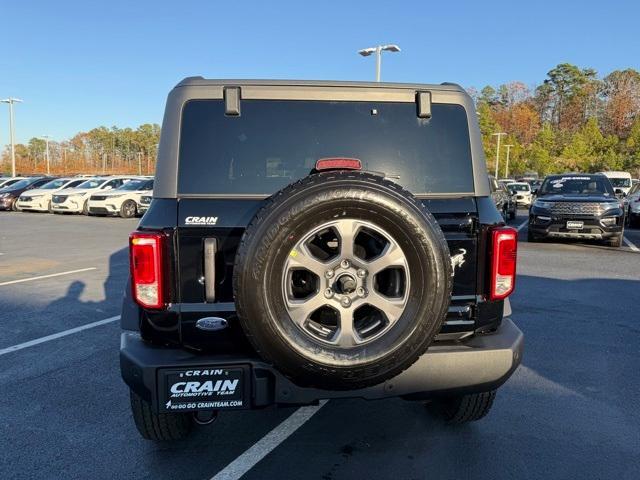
<box><xmin>0</xmin><ymin>124</ymin><xmax>160</xmax><ymax>176</ymax></box>
<box><xmin>472</xmin><ymin>63</ymin><xmax>640</xmax><ymax>178</ymax></box>
<box><xmin>2</xmin><ymin>63</ymin><xmax>640</xmax><ymax>178</ymax></box>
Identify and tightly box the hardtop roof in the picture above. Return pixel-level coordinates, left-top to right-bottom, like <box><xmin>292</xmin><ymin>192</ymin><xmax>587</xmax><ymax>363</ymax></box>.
<box><xmin>175</xmin><ymin>77</ymin><xmax>466</xmax><ymax>93</ymax></box>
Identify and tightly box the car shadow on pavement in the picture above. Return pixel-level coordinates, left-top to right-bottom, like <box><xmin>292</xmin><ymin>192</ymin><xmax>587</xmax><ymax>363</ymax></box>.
<box><xmin>46</xmin><ymin>246</ymin><xmax>130</xmax><ymax>318</ymax></box>
<box><xmin>38</xmin><ymin>245</ymin><xmax>302</xmax><ymax>479</ymax></box>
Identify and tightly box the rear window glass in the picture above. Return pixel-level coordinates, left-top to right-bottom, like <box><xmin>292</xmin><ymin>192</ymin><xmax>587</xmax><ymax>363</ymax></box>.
<box><xmin>178</xmin><ymin>100</ymin><xmax>474</xmax><ymax>195</ymax></box>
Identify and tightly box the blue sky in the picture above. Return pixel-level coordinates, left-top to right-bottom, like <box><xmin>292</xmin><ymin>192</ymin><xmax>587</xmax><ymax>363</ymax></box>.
<box><xmin>1</xmin><ymin>0</ymin><xmax>638</xmax><ymax>144</ymax></box>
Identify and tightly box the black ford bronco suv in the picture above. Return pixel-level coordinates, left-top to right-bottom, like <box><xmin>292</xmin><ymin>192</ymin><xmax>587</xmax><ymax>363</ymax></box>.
<box><xmin>528</xmin><ymin>173</ymin><xmax>625</xmax><ymax>247</ymax></box>
<box><xmin>120</xmin><ymin>78</ymin><xmax>523</xmax><ymax>441</ymax></box>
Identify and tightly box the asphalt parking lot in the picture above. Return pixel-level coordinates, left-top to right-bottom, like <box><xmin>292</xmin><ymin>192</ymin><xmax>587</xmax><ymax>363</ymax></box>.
<box><xmin>1</xmin><ymin>211</ymin><xmax>639</xmax><ymax>480</ymax></box>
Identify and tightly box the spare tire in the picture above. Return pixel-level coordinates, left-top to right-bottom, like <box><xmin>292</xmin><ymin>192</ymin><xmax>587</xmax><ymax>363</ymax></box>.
<box><xmin>233</xmin><ymin>171</ymin><xmax>452</xmax><ymax>390</ymax></box>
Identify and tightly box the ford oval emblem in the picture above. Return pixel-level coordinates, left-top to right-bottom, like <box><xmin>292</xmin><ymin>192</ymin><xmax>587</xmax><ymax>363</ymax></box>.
<box><xmin>196</xmin><ymin>317</ymin><xmax>229</xmax><ymax>332</ymax></box>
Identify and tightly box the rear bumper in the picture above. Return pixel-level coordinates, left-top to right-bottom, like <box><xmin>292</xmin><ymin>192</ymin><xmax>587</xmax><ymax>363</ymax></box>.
<box><xmin>120</xmin><ymin>318</ymin><xmax>523</xmax><ymax>412</ymax></box>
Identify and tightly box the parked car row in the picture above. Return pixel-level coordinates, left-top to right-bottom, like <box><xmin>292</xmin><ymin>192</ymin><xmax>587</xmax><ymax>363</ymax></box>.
<box><xmin>489</xmin><ymin>175</ymin><xmax>517</xmax><ymax>221</ymax></box>
<box><xmin>0</xmin><ymin>175</ymin><xmax>153</xmax><ymax>218</ymax></box>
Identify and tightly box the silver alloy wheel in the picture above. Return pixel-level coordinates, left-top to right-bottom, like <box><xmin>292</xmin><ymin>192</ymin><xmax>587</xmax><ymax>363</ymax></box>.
<box><xmin>283</xmin><ymin>219</ymin><xmax>410</xmax><ymax>347</ymax></box>
<box><xmin>123</xmin><ymin>201</ymin><xmax>136</xmax><ymax>217</ymax></box>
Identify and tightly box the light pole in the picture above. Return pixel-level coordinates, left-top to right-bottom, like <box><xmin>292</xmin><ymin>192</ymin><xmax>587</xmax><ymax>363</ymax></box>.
<box><xmin>41</xmin><ymin>135</ymin><xmax>51</xmax><ymax>175</ymax></box>
<box><xmin>491</xmin><ymin>132</ymin><xmax>507</xmax><ymax>178</ymax></box>
<box><xmin>1</xmin><ymin>97</ymin><xmax>23</xmax><ymax>177</ymax></box>
<box><xmin>503</xmin><ymin>144</ymin><xmax>514</xmax><ymax>179</ymax></box>
<box><xmin>358</xmin><ymin>44</ymin><xmax>401</xmax><ymax>82</ymax></box>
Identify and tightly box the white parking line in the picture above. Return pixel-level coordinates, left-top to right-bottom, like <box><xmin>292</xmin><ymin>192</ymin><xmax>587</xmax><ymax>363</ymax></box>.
<box><xmin>0</xmin><ymin>315</ymin><xmax>120</xmax><ymax>356</ymax></box>
<box><xmin>623</xmin><ymin>236</ymin><xmax>640</xmax><ymax>252</ymax></box>
<box><xmin>211</xmin><ymin>400</ymin><xmax>328</xmax><ymax>480</ymax></box>
<box><xmin>0</xmin><ymin>267</ymin><xmax>97</xmax><ymax>287</ymax></box>
<box><xmin>516</xmin><ymin>219</ymin><xmax>528</xmax><ymax>231</ymax></box>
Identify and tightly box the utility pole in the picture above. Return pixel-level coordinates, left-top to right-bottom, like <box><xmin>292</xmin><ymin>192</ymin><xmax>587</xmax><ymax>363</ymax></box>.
<box><xmin>358</xmin><ymin>44</ymin><xmax>401</xmax><ymax>82</ymax></box>
<box><xmin>1</xmin><ymin>98</ymin><xmax>23</xmax><ymax>177</ymax></box>
<box><xmin>137</xmin><ymin>152</ymin><xmax>142</xmax><ymax>175</ymax></box>
<box><xmin>492</xmin><ymin>132</ymin><xmax>507</xmax><ymax>178</ymax></box>
<box><xmin>42</xmin><ymin>135</ymin><xmax>51</xmax><ymax>175</ymax></box>
<box><xmin>503</xmin><ymin>144</ymin><xmax>514</xmax><ymax>179</ymax></box>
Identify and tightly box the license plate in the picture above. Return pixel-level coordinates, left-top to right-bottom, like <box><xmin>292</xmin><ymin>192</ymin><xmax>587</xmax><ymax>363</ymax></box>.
<box><xmin>159</xmin><ymin>366</ymin><xmax>246</xmax><ymax>412</ymax></box>
<box><xmin>566</xmin><ymin>221</ymin><xmax>584</xmax><ymax>230</ymax></box>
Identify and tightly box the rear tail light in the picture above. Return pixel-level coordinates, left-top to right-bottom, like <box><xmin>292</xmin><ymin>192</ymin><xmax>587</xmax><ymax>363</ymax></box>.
<box><xmin>315</xmin><ymin>157</ymin><xmax>362</xmax><ymax>171</ymax></box>
<box><xmin>130</xmin><ymin>231</ymin><xmax>165</xmax><ymax>309</ymax></box>
<box><xmin>490</xmin><ymin>227</ymin><xmax>518</xmax><ymax>300</ymax></box>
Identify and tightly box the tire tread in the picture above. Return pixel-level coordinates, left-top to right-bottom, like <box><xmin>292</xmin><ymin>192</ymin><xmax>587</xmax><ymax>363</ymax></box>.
<box><xmin>129</xmin><ymin>391</ymin><xmax>192</xmax><ymax>441</ymax></box>
<box><xmin>441</xmin><ymin>390</ymin><xmax>496</xmax><ymax>424</ymax></box>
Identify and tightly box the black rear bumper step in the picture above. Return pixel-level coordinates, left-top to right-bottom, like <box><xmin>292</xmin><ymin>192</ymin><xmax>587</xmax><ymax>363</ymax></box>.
<box><xmin>120</xmin><ymin>318</ymin><xmax>523</xmax><ymax>412</ymax></box>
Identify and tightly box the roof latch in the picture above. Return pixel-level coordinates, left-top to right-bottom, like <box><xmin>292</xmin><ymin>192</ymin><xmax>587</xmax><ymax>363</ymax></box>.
<box><xmin>416</xmin><ymin>91</ymin><xmax>431</xmax><ymax>118</ymax></box>
<box><xmin>224</xmin><ymin>87</ymin><xmax>241</xmax><ymax>116</ymax></box>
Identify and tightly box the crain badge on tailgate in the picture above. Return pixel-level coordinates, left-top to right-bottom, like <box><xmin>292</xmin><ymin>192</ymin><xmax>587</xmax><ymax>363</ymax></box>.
<box><xmin>196</xmin><ymin>317</ymin><xmax>228</xmax><ymax>331</ymax></box>
<box><xmin>185</xmin><ymin>216</ymin><xmax>218</xmax><ymax>226</ymax></box>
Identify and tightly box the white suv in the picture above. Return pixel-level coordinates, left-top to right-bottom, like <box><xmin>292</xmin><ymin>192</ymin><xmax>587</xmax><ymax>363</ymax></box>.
<box><xmin>87</xmin><ymin>178</ymin><xmax>153</xmax><ymax>218</ymax></box>
<box><xmin>51</xmin><ymin>176</ymin><xmax>137</xmax><ymax>214</ymax></box>
<box><xmin>507</xmin><ymin>182</ymin><xmax>533</xmax><ymax>207</ymax></box>
<box><xmin>16</xmin><ymin>177</ymin><xmax>86</xmax><ymax>212</ymax></box>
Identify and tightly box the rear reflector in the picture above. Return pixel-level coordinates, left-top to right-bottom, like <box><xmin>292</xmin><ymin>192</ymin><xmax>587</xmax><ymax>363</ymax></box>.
<box><xmin>130</xmin><ymin>232</ymin><xmax>165</xmax><ymax>309</ymax></box>
<box><xmin>315</xmin><ymin>158</ymin><xmax>362</xmax><ymax>171</ymax></box>
<box><xmin>490</xmin><ymin>227</ymin><xmax>518</xmax><ymax>300</ymax></box>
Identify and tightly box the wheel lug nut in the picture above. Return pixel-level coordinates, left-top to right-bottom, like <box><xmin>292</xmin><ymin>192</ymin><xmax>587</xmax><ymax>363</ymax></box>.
<box><xmin>341</xmin><ymin>297</ymin><xmax>351</xmax><ymax>307</ymax></box>
<box><xmin>340</xmin><ymin>259</ymin><xmax>350</xmax><ymax>269</ymax></box>
<box><xmin>357</xmin><ymin>269</ymin><xmax>367</xmax><ymax>278</ymax></box>
<box><xmin>356</xmin><ymin>287</ymin><xmax>366</xmax><ymax>297</ymax></box>
<box><xmin>324</xmin><ymin>288</ymin><xmax>334</xmax><ymax>298</ymax></box>
<box><xmin>325</xmin><ymin>269</ymin><xmax>334</xmax><ymax>279</ymax></box>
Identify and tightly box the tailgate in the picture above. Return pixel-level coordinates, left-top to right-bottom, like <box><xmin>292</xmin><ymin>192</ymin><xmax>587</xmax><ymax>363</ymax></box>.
<box><xmin>176</xmin><ymin>196</ymin><xmax>478</xmax><ymax>348</ymax></box>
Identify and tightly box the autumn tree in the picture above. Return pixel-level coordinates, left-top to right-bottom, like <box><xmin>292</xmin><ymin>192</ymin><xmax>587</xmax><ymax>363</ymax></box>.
<box><xmin>535</xmin><ymin>63</ymin><xmax>599</xmax><ymax>130</ymax></box>
<box><xmin>601</xmin><ymin>69</ymin><xmax>640</xmax><ymax>138</ymax></box>
<box><xmin>470</xmin><ymin>63</ymin><xmax>640</xmax><ymax>178</ymax></box>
